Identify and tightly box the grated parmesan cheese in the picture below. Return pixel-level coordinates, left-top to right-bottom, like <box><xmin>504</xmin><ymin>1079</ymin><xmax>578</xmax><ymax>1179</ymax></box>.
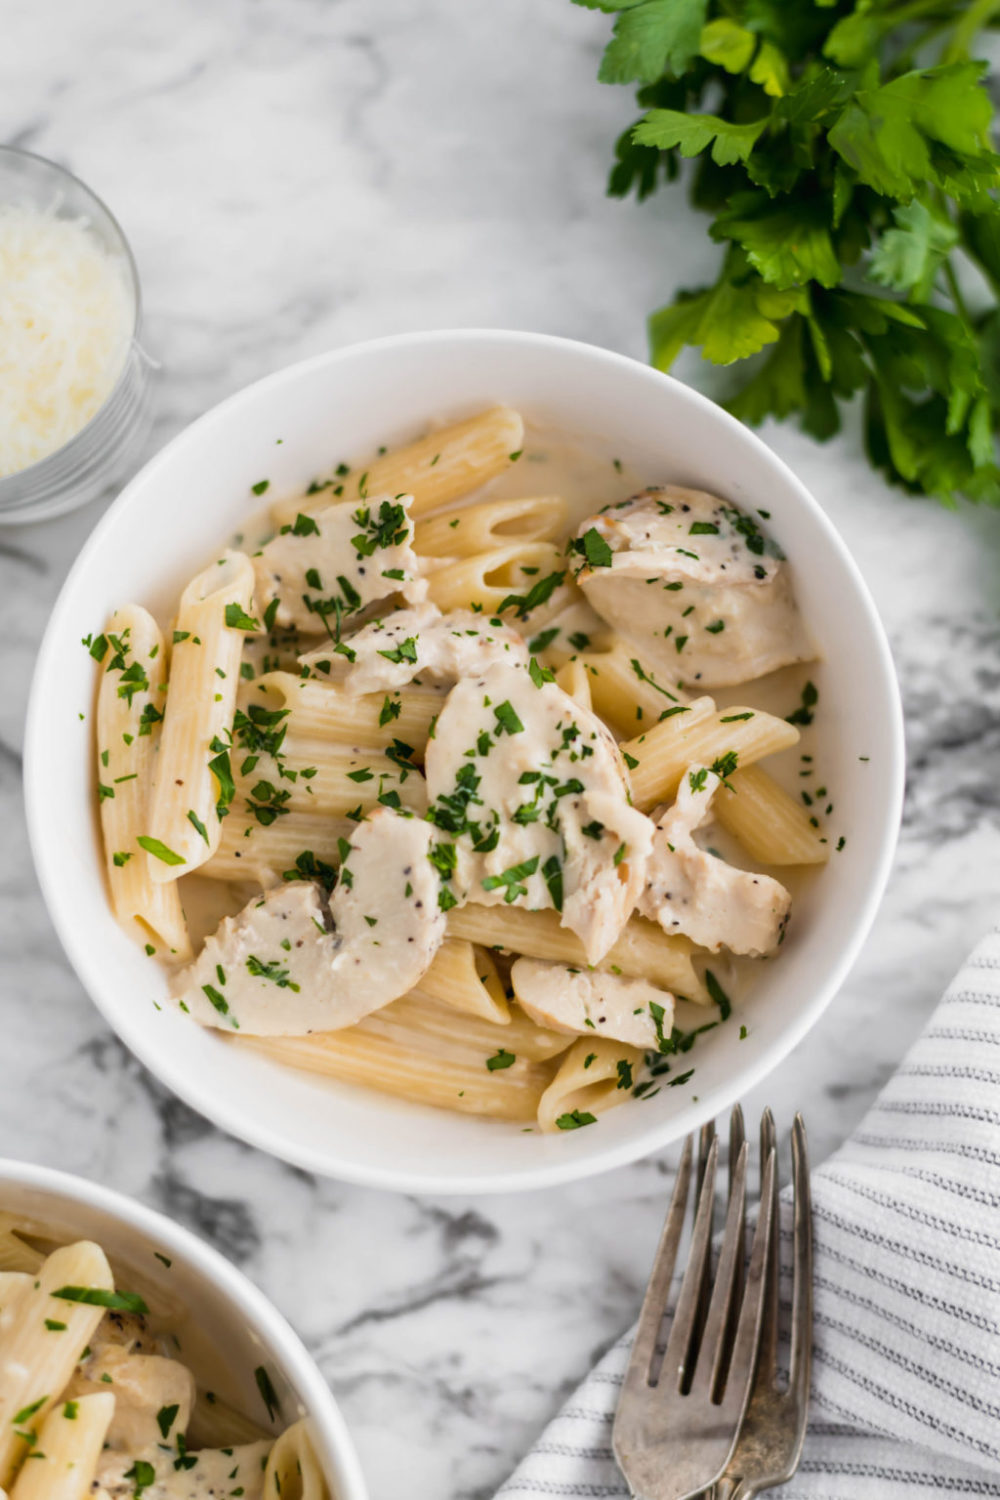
<box><xmin>0</xmin><ymin>202</ymin><xmax>133</xmax><ymax>477</ymax></box>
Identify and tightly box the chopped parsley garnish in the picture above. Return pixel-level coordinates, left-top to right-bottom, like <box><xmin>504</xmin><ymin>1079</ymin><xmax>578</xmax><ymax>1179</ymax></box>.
<box><xmin>246</xmin><ymin>956</ymin><xmax>300</xmax><ymax>991</ymax></box>
<box><xmin>528</xmin><ymin>656</ymin><xmax>555</xmax><ymax>688</ymax></box>
<box><xmin>689</xmin><ymin>521</ymin><xmax>719</xmax><ymax>535</ymax></box>
<box><xmin>705</xmin><ymin>969</ymin><xmax>732</xmax><ymax>1022</ymax></box>
<box><xmin>187</xmin><ymin>810</ymin><xmax>210</xmax><ymax>845</ymax></box>
<box><xmin>786</xmin><ymin>681</ymin><xmax>819</xmax><ymax>727</ymax></box>
<box><xmin>555</xmin><ymin>1110</ymin><xmax>597</xmax><ymax>1130</ymax></box>
<box><xmin>630</xmin><ymin>658</ymin><xmax>680</xmax><ymax>703</ymax></box>
<box><xmin>377</xmin><ymin>636</ymin><xmax>419</xmax><ymax>665</ymax></box>
<box><xmin>351</xmin><ymin>500</ymin><xmax>409</xmax><ymax>558</ymax></box>
<box><xmin>541</xmin><ymin>854</ymin><xmax>563</xmax><ymax>911</ymax></box>
<box><xmin>616</xmin><ymin>1059</ymin><xmax>634</xmax><ymax>1090</ymax></box>
<box><xmin>136</xmin><ymin>836</ymin><xmax>185</xmax><ymax>867</ymax></box>
<box><xmin>486</xmin><ymin>1049</ymin><xmax>516</xmax><ymax>1071</ymax></box>
<box><xmin>157</xmin><ymin>1405</ymin><xmax>180</xmax><ymax>1439</ymax></box>
<box><xmin>250</xmin><ymin>480</ymin><xmax>270</xmax><ymax>496</ymax></box>
<box><xmin>493</xmin><ymin>701</ymin><xmax>524</xmax><ymax>735</ymax></box>
<box><xmin>482</xmin><ymin>855</ymin><xmax>539</xmax><ymax>904</ymax></box>
<box><xmin>282</xmin><ymin>850</ymin><xmax>337</xmax><ymax>891</ymax></box>
<box><xmin>572</xmin><ymin>528</ymin><xmax>613</xmax><ymax>568</ymax></box>
<box><xmin>52</xmin><ymin>1286</ymin><xmax>149</xmax><ymax>1315</ymax></box>
<box><xmin>497</xmin><ymin>569</ymin><xmax>565</xmax><ymax>619</ymax></box>
<box><xmin>254</xmin><ymin>1366</ymin><xmax>281</xmax><ymax>1422</ymax></box>
<box><xmin>284</xmin><ymin>513</ymin><xmax>320</xmax><ymax>537</ymax></box>
<box><xmin>224</xmin><ymin>604</ymin><xmax>260</xmax><ymax>632</ymax></box>
<box><xmin>380</xmin><ymin>694</ymin><xmax>402</xmax><ymax>726</ymax></box>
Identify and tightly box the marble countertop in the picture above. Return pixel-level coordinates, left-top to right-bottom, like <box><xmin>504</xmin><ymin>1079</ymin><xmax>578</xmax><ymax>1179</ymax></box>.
<box><xmin>4</xmin><ymin>3</ymin><xmax>1000</xmax><ymax>1497</ymax></box>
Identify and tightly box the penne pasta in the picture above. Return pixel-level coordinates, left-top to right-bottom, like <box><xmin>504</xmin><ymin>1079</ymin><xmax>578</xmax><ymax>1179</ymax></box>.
<box><xmin>263</xmin><ymin>1421</ymin><xmax>326</xmax><ymax>1500</ymax></box>
<box><xmin>95</xmin><ymin>606</ymin><xmax>191</xmax><ymax>960</ymax></box>
<box><xmin>240</xmin><ymin>991</ymin><xmax>567</xmax><ymax>1121</ymax></box>
<box><xmin>10</xmin><ymin>1393</ymin><xmax>114</xmax><ymax>1500</ymax></box>
<box><xmin>0</xmin><ymin>1217</ymin><xmax>43</xmax><ymax>1274</ymax></box>
<box><xmin>419</xmin><ymin>940</ymin><xmax>510</xmax><ymax>1024</ymax></box>
<box><xmin>714</xmin><ymin>763</ymin><xmax>829</xmax><ymax>865</ymax></box>
<box><xmin>577</xmin><ymin>638</ymin><xmax>689</xmax><ymax>734</ymax></box>
<box><xmin>231</xmin><ymin>745</ymin><xmax>426</xmax><ymax>819</ymax></box>
<box><xmin>423</xmin><ymin>541</ymin><xmax>565</xmax><ymax>615</ymax></box>
<box><xmin>271</xmin><ymin>406</ymin><xmax>525</xmax><ymax>525</ymax></box>
<box><xmin>413</xmin><ymin>494</ymin><xmax>569</xmax><ymax>558</ymax></box>
<box><xmin>554</xmin><ymin>657</ymin><xmax>593</xmax><ymax>713</ymax></box>
<box><xmin>241</xmin><ymin>672</ymin><xmax>444</xmax><ymax>755</ymax></box>
<box><xmin>202</xmin><ymin>805</ymin><xmax>353</xmax><ymax>885</ymax></box>
<box><xmin>0</xmin><ymin>1241</ymin><xmax>114</xmax><ymax>1487</ymax></box>
<box><xmin>537</xmin><ymin>1038</ymin><xmax>645</xmax><ymax>1133</ymax></box>
<box><xmin>447</xmin><ymin>906</ymin><xmax>710</xmax><ymax>1005</ymax></box>
<box><xmin>146</xmin><ymin>551</ymin><xmax>257</xmax><ymax>881</ymax></box>
<box><xmin>624</xmin><ymin>702</ymin><xmax>799</xmax><ymax>811</ymax></box>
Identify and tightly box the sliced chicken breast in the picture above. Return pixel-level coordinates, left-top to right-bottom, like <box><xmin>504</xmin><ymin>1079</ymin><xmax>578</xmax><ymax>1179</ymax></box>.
<box><xmin>299</xmin><ymin>601</ymin><xmax>528</xmax><ymax>694</ymax></box>
<box><xmin>67</xmin><ymin>1344</ymin><xmax>195</xmax><ymax>1451</ymax></box>
<box><xmin>173</xmin><ymin>808</ymin><xmax>445</xmax><ymax>1033</ymax></box>
<box><xmin>511</xmin><ymin>957</ymin><xmax>671</xmax><ymax>1050</ymax></box>
<box><xmin>424</xmin><ymin>661</ymin><xmax>653</xmax><ymax>964</ymax></box>
<box><xmin>254</xmin><ymin>493</ymin><xmax>425</xmax><ymax>634</ymax></box>
<box><xmin>573</xmin><ymin>488</ymin><xmax>813</xmax><ymax>688</ymax></box>
<box><xmin>639</xmin><ymin>766</ymin><xmax>791</xmax><ymax>956</ymax></box>
<box><xmin>93</xmin><ymin>1441</ymin><xmax>272</xmax><ymax>1500</ymax></box>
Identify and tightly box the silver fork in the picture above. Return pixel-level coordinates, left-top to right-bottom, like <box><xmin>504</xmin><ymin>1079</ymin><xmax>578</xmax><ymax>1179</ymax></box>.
<box><xmin>710</xmin><ymin>1111</ymin><xmax>813</xmax><ymax>1499</ymax></box>
<box><xmin>613</xmin><ymin>1113</ymin><xmax>776</xmax><ymax>1500</ymax></box>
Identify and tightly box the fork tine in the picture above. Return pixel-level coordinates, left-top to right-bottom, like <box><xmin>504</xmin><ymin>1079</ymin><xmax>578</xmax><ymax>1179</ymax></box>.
<box><xmin>687</xmin><ymin>1118</ymin><xmax>719</xmax><ymax>1387</ymax></box>
<box><xmin>621</xmin><ymin>1136</ymin><xmax>694</xmax><ymax>1392</ymax></box>
<box><xmin>691</xmin><ymin>1140</ymin><xmax>748</xmax><ymax>1399</ymax></box>
<box><xmin>717</xmin><ymin>1146</ymin><xmax>776</xmax><ymax>1420</ymax></box>
<box><xmin>755</xmin><ymin>1108</ymin><xmax>780</xmax><ymax>1379</ymax></box>
<box><xmin>728</xmin><ymin>1106</ymin><xmax>747</xmax><ymax>1342</ymax></box>
<box><xmin>789</xmin><ymin>1114</ymin><xmax>813</xmax><ymax>1395</ymax></box>
<box><xmin>661</xmin><ymin>1134</ymin><xmax>720</xmax><ymax>1391</ymax></box>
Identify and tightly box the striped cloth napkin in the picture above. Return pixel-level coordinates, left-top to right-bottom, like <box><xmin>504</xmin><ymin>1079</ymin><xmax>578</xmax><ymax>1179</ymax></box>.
<box><xmin>498</xmin><ymin>924</ymin><xmax>1000</xmax><ymax>1498</ymax></box>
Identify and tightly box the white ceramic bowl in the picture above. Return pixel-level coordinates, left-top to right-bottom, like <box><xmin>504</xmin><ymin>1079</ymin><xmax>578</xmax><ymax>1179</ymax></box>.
<box><xmin>24</xmin><ymin>330</ymin><xmax>904</xmax><ymax>1193</ymax></box>
<box><xmin>0</xmin><ymin>1158</ymin><xmax>367</xmax><ymax>1499</ymax></box>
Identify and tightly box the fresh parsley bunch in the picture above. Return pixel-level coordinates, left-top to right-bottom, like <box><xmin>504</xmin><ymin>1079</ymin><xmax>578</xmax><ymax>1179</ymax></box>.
<box><xmin>574</xmin><ymin>0</ymin><xmax>1000</xmax><ymax>506</ymax></box>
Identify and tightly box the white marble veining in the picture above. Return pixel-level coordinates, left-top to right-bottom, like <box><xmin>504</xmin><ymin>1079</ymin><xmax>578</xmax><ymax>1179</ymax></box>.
<box><xmin>3</xmin><ymin>4</ymin><xmax>1000</xmax><ymax>1497</ymax></box>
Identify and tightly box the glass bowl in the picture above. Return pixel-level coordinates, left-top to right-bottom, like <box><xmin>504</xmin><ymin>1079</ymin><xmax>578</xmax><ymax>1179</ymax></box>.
<box><xmin>0</xmin><ymin>146</ymin><xmax>156</xmax><ymax>524</ymax></box>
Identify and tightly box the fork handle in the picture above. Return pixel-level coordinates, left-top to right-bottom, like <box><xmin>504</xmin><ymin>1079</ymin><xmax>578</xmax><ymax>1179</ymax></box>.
<box><xmin>710</xmin><ymin>1480</ymin><xmax>749</xmax><ymax>1499</ymax></box>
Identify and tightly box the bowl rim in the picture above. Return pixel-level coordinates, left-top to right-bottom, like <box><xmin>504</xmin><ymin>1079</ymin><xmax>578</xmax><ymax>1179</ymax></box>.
<box><xmin>0</xmin><ymin>144</ymin><xmax>144</xmax><ymax>500</ymax></box>
<box><xmin>0</xmin><ymin>1155</ymin><xmax>369</xmax><ymax>1499</ymax></box>
<box><xmin>24</xmin><ymin>327</ymin><xmax>906</xmax><ymax>1194</ymax></box>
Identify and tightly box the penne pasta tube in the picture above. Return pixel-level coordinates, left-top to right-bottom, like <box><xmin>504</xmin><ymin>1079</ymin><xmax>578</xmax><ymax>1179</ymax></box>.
<box><xmin>413</xmin><ymin>494</ymin><xmax>569</xmax><ymax>558</ymax></box>
<box><xmin>10</xmin><ymin>1393</ymin><xmax>114</xmax><ymax>1500</ymax></box>
<box><xmin>95</xmin><ymin>606</ymin><xmax>191</xmax><ymax>960</ymax></box>
<box><xmin>146</xmin><ymin>551</ymin><xmax>257</xmax><ymax>881</ymax></box>
<box><xmin>423</xmin><ymin>541</ymin><xmax>565</xmax><ymax>615</ymax></box>
<box><xmin>263</xmin><ymin>1421</ymin><xmax>326</xmax><ymax>1500</ymax></box>
<box><xmin>537</xmin><ymin>1038</ymin><xmax>645</xmax><ymax>1133</ymax></box>
<box><xmin>201</xmin><ymin>806</ymin><xmax>353</xmax><ymax>885</ymax></box>
<box><xmin>554</xmin><ymin>657</ymin><xmax>593</xmax><ymax>713</ymax></box>
<box><xmin>577</xmin><ymin>638</ymin><xmax>690</xmax><ymax>734</ymax></box>
<box><xmin>714</xmin><ymin>764</ymin><xmax>829</xmax><ymax>865</ymax></box>
<box><xmin>448</xmin><ymin>906</ymin><xmax>710</xmax><ymax>1004</ymax></box>
<box><xmin>0</xmin><ymin>1217</ymin><xmax>43</xmax><ymax>1274</ymax></box>
<box><xmin>241</xmin><ymin>672</ymin><xmax>444</xmax><ymax>755</ymax></box>
<box><xmin>271</xmin><ymin>406</ymin><xmax>525</xmax><ymax>525</ymax></box>
<box><xmin>0</xmin><ymin>1241</ymin><xmax>114</xmax><ymax>1487</ymax></box>
<box><xmin>231</xmin><ymin>746</ymin><xmax>426</xmax><ymax>818</ymax></box>
<box><xmin>624</xmin><ymin>703</ymin><xmax>799</xmax><ymax>811</ymax></box>
<box><xmin>0</xmin><ymin>1272</ymin><xmax>30</xmax><ymax>1323</ymax></box>
<box><xmin>419</xmin><ymin>940</ymin><xmax>510</xmax><ymax>1024</ymax></box>
<box><xmin>239</xmin><ymin>991</ymin><xmax>566</xmax><ymax>1121</ymax></box>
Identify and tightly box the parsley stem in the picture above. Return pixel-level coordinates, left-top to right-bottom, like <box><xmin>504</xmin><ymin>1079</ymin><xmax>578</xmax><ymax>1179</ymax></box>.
<box><xmin>942</xmin><ymin>255</ymin><xmax>970</xmax><ymax>325</ymax></box>
<box><xmin>942</xmin><ymin>0</ymin><xmax>1000</xmax><ymax>62</ymax></box>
